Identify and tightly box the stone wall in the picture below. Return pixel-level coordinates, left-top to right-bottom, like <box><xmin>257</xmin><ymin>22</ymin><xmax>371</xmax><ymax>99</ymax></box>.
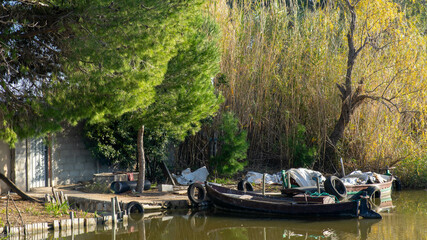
<box><xmin>52</xmin><ymin>124</ymin><xmax>105</xmax><ymax>185</ymax></box>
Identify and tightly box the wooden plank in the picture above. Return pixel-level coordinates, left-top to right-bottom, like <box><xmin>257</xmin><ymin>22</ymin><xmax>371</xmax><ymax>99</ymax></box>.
<box><xmin>293</xmin><ymin>194</ymin><xmax>335</xmax><ymax>204</ymax></box>
<box><xmin>160</xmin><ymin>161</ymin><xmax>176</xmax><ymax>186</ymax></box>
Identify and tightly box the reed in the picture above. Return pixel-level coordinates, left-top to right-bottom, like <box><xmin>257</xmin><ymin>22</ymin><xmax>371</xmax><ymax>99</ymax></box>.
<box><xmin>178</xmin><ymin>0</ymin><xmax>426</xmax><ymax>184</ymax></box>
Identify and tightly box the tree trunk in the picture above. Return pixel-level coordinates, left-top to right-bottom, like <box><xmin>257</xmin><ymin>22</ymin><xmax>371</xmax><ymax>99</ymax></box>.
<box><xmin>0</xmin><ymin>173</ymin><xmax>42</xmax><ymax>203</ymax></box>
<box><xmin>136</xmin><ymin>125</ymin><xmax>145</xmax><ymax>193</ymax></box>
<box><xmin>325</xmin><ymin>0</ymin><xmax>362</xmax><ymax>165</ymax></box>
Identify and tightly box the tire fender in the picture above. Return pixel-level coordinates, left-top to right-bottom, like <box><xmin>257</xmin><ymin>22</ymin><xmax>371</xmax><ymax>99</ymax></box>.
<box><xmin>126</xmin><ymin>201</ymin><xmax>144</xmax><ymax>214</ymax></box>
<box><xmin>187</xmin><ymin>183</ymin><xmax>206</xmax><ymax>205</ymax></box>
<box><xmin>324</xmin><ymin>176</ymin><xmax>347</xmax><ymax>200</ymax></box>
<box><xmin>365</xmin><ymin>185</ymin><xmax>381</xmax><ymax>208</ymax></box>
<box><xmin>237</xmin><ymin>180</ymin><xmax>254</xmax><ymax>192</ymax></box>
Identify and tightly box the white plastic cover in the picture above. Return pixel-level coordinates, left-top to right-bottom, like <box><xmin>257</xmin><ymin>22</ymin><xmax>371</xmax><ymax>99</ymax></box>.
<box><xmin>245</xmin><ymin>168</ymin><xmax>325</xmax><ymax>187</ymax></box>
<box><xmin>245</xmin><ymin>171</ymin><xmax>282</xmax><ymax>184</ymax></box>
<box><xmin>286</xmin><ymin>168</ymin><xmax>326</xmax><ymax>187</ymax></box>
<box><xmin>172</xmin><ymin>166</ymin><xmax>209</xmax><ymax>185</ymax></box>
<box><xmin>341</xmin><ymin>171</ymin><xmax>391</xmax><ymax>185</ymax></box>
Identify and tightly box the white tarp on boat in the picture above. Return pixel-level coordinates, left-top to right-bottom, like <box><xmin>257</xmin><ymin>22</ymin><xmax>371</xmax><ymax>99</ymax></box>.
<box><xmin>245</xmin><ymin>171</ymin><xmax>282</xmax><ymax>185</ymax></box>
<box><xmin>245</xmin><ymin>168</ymin><xmax>325</xmax><ymax>187</ymax></box>
<box><xmin>341</xmin><ymin>171</ymin><xmax>390</xmax><ymax>185</ymax></box>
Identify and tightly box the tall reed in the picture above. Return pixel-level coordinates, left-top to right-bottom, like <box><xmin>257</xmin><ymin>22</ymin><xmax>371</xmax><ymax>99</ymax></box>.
<box><xmin>178</xmin><ymin>0</ymin><xmax>427</xmax><ymax>184</ymax></box>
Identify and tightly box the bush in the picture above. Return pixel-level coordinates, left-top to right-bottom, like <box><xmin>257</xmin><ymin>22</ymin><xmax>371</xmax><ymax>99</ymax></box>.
<box><xmin>83</xmin><ymin>114</ymin><xmax>170</xmax><ymax>183</ymax></box>
<box><xmin>288</xmin><ymin>124</ymin><xmax>317</xmax><ymax>168</ymax></box>
<box><xmin>394</xmin><ymin>156</ymin><xmax>427</xmax><ymax>189</ymax></box>
<box><xmin>210</xmin><ymin>112</ymin><xmax>249</xmax><ymax>177</ymax></box>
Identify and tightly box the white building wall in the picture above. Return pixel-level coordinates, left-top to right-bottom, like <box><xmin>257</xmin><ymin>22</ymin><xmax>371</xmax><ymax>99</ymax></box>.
<box><xmin>14</xmin><ymin>140</ymin><xmax>27</xmax><ymax>191</ymax></box>
<box><xmin>0</xmin><ymin>141</ymin><xmax>11</xmax><ymax>194</ymax></box>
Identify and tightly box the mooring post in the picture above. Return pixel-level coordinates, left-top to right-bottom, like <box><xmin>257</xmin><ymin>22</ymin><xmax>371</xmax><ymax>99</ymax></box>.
<box><xmin>69</xmin><ymin>211</ymin><xmax>74</xmax><ymax>229</ymax></box>
<box><xmin>340</xmin><ymin>158</ymin><xmax>346</xmax><ymax>177</ymax></box>
<box><xmin>111</xmin><ymin>198</ymin><xmax>117</xmax><ymax>224</ymax></box>
<box><xmin>114</xmin><ymin>196</ymin><xmax>121</xmax><ymax>219</ymax></box>
<box><xmin>262</xmin><ymin>173</ymin><xmax>266</xmax><ymax>195</ymax></box>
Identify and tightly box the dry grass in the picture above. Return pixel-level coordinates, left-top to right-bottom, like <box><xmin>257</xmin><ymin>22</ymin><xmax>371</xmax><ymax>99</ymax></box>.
<box><xmin>0</xmin><ymin>194</ymin><xmax>96</xmax><ymax>226</ymax></box>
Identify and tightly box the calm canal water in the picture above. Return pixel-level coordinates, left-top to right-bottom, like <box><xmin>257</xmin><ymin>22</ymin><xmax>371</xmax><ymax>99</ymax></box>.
<box><xmin>58</xmin><ymin>190</ymin><xmax>426</xmax><ymax>240</ymax></box>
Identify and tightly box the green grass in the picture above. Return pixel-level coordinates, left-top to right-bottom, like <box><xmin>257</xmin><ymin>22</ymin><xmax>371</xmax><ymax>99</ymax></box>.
<box><xmin>45</xmin><ymin>201</ymin><xmax>69</xmax><ymax>217</ymax></box>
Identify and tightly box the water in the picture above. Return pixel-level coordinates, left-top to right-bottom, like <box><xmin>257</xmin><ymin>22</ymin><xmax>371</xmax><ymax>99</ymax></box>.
<box><xmin>61</xmin><ymin>190</ymin><xmax>426</xmax><ymax>240</ymax></box>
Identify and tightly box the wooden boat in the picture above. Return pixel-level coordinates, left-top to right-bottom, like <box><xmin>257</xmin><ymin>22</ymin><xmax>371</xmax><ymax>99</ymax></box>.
<box><xmin>344</xmin><ymin>176</ymin><xmax>393</xmax><ymax>211</ymax></box>
<box><xmin>281</xmin><ymin>172</ymin><xmax>394</xmax><ymax>212</ymax></box>
<box><xmin>205</xmin><ymin>183</ymin><xmax>381</xmax><ymax>219</ymax></box>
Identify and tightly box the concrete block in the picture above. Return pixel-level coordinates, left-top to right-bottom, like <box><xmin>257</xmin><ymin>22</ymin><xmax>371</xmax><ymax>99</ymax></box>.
<box><xmin>53</xmin><ymin>229</ymin><xmax>60</xmax><ymax>239</ymax></box>
<box><xmin>72</xmin><ymin>228</ymin><xmax>79</xmax><ymax>237</ymax></box>
<box><xmin>122</xmin><ymin>215</ymin><xmax>128</xmax><ymax>227</ymax></box>
<box><xmin>158</xmin><ymin>184</ymin><xmax>174</xmax><ymax>192</ymax></box>
<box><xmin>25</xmin><ymin>224</ymin><xmax>33</xmax><ymax>235</ymax></box>
<box><xmin>10</xmin><ymin>226</ymin><xmax>19</xmax><ymax>235</ymax></box>
<box><xmin>85</xmin><ymin>217</ymin><xmax>97</xmax><ymax>227</ymax></box>
<box><xmin>32</xmin><ymin>223</ymin><xmax>38</xmax><ymax>233</ymax></box>
<box><xmin>78</xmin><ymin>218</ymin><xmax>84</xmax><ymax>228</ymax></box>
<box><xmin>104</xmin><ymin>215</ymin><xmax>113</xmax><ymax>225</ymax></box>
<box><xmin>60</xmin><ymin>219</ymin><xmax>68</xmax><ymax>230</ymax></box>
<box><xmin>72</xmin><ymin>218</ymin><xmax>79</xmax><ymax>229</ymax></box>
<box><xmin>86</xmin><ymin>223</ymin><xmax>96</xmax><ymax>233</ymax></box>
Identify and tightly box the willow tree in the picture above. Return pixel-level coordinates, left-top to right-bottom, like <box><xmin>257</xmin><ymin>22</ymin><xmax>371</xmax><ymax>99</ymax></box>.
<box><xmin>326</xmin><ymin>0</ymin><xmax>427</xmax><ymax>164</ymax></box>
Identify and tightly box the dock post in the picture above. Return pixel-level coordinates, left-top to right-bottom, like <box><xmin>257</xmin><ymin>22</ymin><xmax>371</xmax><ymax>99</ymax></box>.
<box><xmin>262</xmin><ymin>173</ymin><xmax>266</xmax><ymax>195</ymax></box>
<box><xmin>111</xmin><ymin>198</ymin><xmax>117</xmax><ymax>224</ymax></box>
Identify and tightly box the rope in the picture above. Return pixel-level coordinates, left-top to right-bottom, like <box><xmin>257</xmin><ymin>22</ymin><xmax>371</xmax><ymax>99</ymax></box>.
<box><xmin>307</xmin><ymin>191</ymin><xmax>340</xmax><ymax>203</ymax></box>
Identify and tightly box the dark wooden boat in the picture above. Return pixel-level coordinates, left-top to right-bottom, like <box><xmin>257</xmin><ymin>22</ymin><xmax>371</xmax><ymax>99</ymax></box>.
<box><xmin>205</xmin><ymin>183</ymin><xmax>381</xmax><ymax>219</ymax></box>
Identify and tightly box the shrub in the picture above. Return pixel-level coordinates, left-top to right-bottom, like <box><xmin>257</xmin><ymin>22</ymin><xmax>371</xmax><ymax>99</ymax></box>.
<box><xmin>210</xmin><ymin>112</ymin><xmax>249</xmax><ymax>177</ymax></box>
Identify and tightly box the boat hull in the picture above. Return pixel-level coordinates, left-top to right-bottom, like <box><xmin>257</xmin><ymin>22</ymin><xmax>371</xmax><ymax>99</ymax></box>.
<box><xmin>206</xmin><ymin>183</ymin><xmax>378</xmax><ymax>219</ymax></box>
<box><xmin>346</xmin><ymin>180</ymin><xmax>393</xmax><ymax>211</ymax></box>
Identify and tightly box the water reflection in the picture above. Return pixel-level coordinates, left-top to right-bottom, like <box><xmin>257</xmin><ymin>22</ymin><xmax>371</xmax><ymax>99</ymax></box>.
<box><xmin>80</xmin><ymin>210</ymin><xmax>380</xmax><ymax>240</ymax></box>
<box><xmin>57</xmin><ymin>190</ymin><xmax>426</xmax><ymax>240</ymax></box>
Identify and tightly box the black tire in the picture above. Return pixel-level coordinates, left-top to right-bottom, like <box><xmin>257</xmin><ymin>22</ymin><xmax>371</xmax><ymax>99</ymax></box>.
<box><xmin>126</xmin><ymin>201</ymin><xmax>144</xmax><ymax>214</ymax></box>
<box><xmin>324</xmin><ymin>176</ymin><xmax>347</xmax><ymax>200</ymax></box>
<box><xmin>189</xmin><ymin>211</ymin><xmax>207</xmax><ymax>232</ymax></box>
<box><xmin>365</xmin><ymin>185</ymin><xmax>381</xmax><ymax>208</ymax></box>
<box><xmin>143</xmin><ymin>179</ymin><xmax>151</xmax><ymax>191</ymax></box>
<box><xmin>237</xmin><ymin>180</ymin><xmax>254</xmax><ymax>192</ymax></box>
<box><xmin>187</xmin><ymin>183</ymin><xmax>206</xmax><ymax>205</ymax></box>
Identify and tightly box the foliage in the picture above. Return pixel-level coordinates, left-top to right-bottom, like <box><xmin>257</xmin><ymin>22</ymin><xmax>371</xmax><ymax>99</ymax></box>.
<box><xmin>395</xmin><ymin>0</ymin><xmax>427</xmax><ymax>34</ymax></box>
<box><xmin>0</xmin><ymin>0</ymin><xmax>210</xmax><ymax>144</ymax></box>
<box><xmin>45</xmin><ymin>201</ymin><xmax>69</xmax><ymax>217</ymax></box>
<box><xmin>0</xmin><ymin>1</ymin><xmax>73</xmax><ymax>144</ymax></box>
<box><xmin>83</xmin><ymin>115</ymin><xmax>138</xmax><ymax>169</ymax></box>
<box><xmin>140</xmin><ymin>15</ymin><xmax>223</xmax><ymax>139</ymax></box>
<box><xmin>288</xmin><ymin>124</ymin><xmax>317</xmax><ymax>168</ymax></box>
<box><xmin>84</xmin><ymin>116</ymin><xmax>171</xmax><ymax>181</ymax></box>
<box><xmin>394</xmin><ymin>155</ymin><xmax>427</xmax><ymax>189</ymax></box>
<box><xmin>206</xmin><ymin>0</ymin><xmax>427</xmax><ymax>178</ymax></box>
<box><xmin>211</xmin><ymin>177</ymin><xmax>236</xmax><ymax>185</ymax></box>
<box><xmin>82</xmin><ymin>13</ymin><xmax>222</xmax><ymax>182</ymax></box>
<box><xmin>210</xmin><ymin>112</ymin><xmax>249</xmax><ymax>176</ymax></box>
